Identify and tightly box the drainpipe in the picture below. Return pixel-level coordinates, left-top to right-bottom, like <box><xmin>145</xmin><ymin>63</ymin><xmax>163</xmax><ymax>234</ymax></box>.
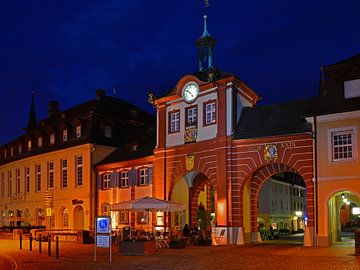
<box><xmin>314</xmin><ymin>116</ymin><xmax>319</xmax><ymax>245</ymax></box>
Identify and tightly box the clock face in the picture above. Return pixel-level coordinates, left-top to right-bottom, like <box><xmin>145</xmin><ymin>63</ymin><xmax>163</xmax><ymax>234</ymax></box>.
<box><xmin>182</xmin><ymin>82</ymin><xmax>199</xmax><ymax>103</ymax></box>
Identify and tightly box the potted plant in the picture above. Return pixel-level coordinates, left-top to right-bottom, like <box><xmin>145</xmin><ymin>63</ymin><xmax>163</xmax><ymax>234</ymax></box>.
<box><xmin>196</xmin><ymin>202</ymin><xmax>212</xmax><ymax>246</ymax></box>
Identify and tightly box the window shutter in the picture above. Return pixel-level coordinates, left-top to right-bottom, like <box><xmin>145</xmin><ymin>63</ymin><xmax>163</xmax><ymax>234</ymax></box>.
<box><xmin>129</xmin><ymin>170</ymin><xmax>135</xmax><ymax>186</ymax></box>
<box><xmin>97</xmin><ymin>174</ymin><xmax>102</xmax><ymax>190</ymax></box>
<box><xmin>147</xmin><ymin>167</ymin><xmax>153</xmax><ymax>184</ymax></box>
<box><xmin>133</xmin><ymin>169</ymin><xmax>138</xmax><ymax>186</ymax></box>
<box><xmin>110</xmin><ymin>172</ymin><xmax>116</xmax><ymax>188</ymax></box>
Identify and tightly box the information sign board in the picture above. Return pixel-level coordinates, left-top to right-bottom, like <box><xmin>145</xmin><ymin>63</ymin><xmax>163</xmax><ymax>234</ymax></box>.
<box><xmin>96</xmin><ymin>216</ymin><xmax>111</xmax><ymax>234</ymax></box>
<box><xmin>96</xmin><ymin>235</ymin><xmax>110</xmax><ymax>248</ymax></box>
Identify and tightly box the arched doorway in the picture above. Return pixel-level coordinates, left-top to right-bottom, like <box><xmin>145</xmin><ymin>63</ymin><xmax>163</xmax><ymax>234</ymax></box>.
<box><xmin>59</xmin><ymin>207</ymin><xmax>69</xmax><ymax>228</ymax></box>
<box><xmin>35</xmin><ymin>208</ymin><xmax>45</xmax><ymax>226</ymax></box>
<box><xmin>73</xmin><ymin>205</ymin><xmax>84</xmax><ymax>230</ymax></box>
<box><xmin>170</xmin><ymin>171</ymin><xmax>215</xmax><ymax>233</ymax></box>
<box><xmin>256</xmin><ymin>172</ymin><xmax>307</xmax><ymax>245</ymax></box>
<box><xmin>23</xmin><ymin>208</ymin><xmax>31</xmax><ymax>226</ymax></box>
<box><xmin>328</xmin><ymin>191</ymin><xmax>360</xmax><ymax>245</ymax></box>
<box><xmin>244</xmin><ymin>163</ymin><xmax>313</xmax><ymax>245</ymax></box>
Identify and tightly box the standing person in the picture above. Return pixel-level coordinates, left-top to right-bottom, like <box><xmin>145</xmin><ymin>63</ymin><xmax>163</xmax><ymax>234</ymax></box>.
<box><xmin>183</xmin><ymin>224</ymin><xmax>190</xmax><ymax>237</ymax></box>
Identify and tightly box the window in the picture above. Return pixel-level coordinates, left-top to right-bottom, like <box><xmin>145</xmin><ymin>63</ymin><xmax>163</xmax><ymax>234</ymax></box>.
<box><xmin>169</xmin><ymin>110</ymin><xmax>180</xmax><ymax>133</ymax></box>
<box><xmin>121</xmin><ymin>171</ymin><xmax>129</xmax><ymax>187</ymax></box>
<box><xmin>333</xmin><ymin>131</ymin><xmax>353</xmax><ymax>160</ymax></box>
<box><xmin>50</xmin><ymin>133</ymin><xmax>55</xmax><ymax>145</ymax></box>
<box><xmin>18</xmin><ymin>144</ymin><xmax>22</xmax><ymax>154</ymax></box>
<box><xmin>103</xmin><ymin>173</ymin><xmax>110</xmax><ymax>189</ymax></box>
<box><xmin>328</xmin><ymin>126</ymin><xmax>357</xmax><ymax>162</ymax></box>
<box><xmin>38</xmin><ymin>137</ymin><xmax>43</xmax><ymax>148</ymax></box>
<box><xmin>120</xmin><ymin>211</ymin><xmax>129</xmax><ymax>224</ymax></box>
<box><xmin>35</xmin><ymin>164</ymin><xmax>41</xmax><ymax>192</ymax></box>
<box><xmin>204</xmin><ymin>100</ymin><xmax>216</xmax><ymax>126</ymax></box>
<box><xmin>137</xmin><ymin>212</ymin><xmax>148</xmax><ymax>224</ymax></box>
<box><xmin>104</xmin><ymin>126</ymin><xmax>112</xmax><ymax>138</ymax></box>
<box><xmin>1</xmin><ymin>173</ymin><xmax>5</xmax><ymax>198</ymax></box>
<box><xmin>48</xmin><ymin>162</ymin><xmax>54</xmax><ymax>189</ymax></box>
<box><xmin>61</xmin><ymin>159</ymin><xmax>68</xmax><ymax>188</ymax></box>
<box><xmin>139</xmin><ymin>168</ymin><xmax>148</xmax><ymax>185</ymax></box>
<box><xmin>10</xmin><ymin>147</ymin><xmax>13</xmax><ymax>157</ymax></box>
<box><xmin>76</xmin><ymin>125</ymin><xmax>81</xmax><ymax>138</ymax></box>
<box><xmin>4</xmin><ymin>149</ymin><xmax>7</xmax><ymax>159</ymax></box>
<box><xmin>25</xmin><ymin>167</ymin><xmax>30</xmax><ymax>193</ymax></box>
<box><xmin>8</xmin><ymin>171</ymin><xmax>12</xmax><ymax>195</ymax></box>
<box><xmin>61</xmin><ymin>208</ymin><xmax>69</xmax><ymax>227</ymax></box>
<box><xmin>28</xmin><ymin>140</ymin><xmax>32</xmax><ymax>151</ymax></box>
<box><xmin>185</xmin><ymin>106</ymin><xmax>197</xmax><ymax>127</ymax></box>
<box><xmin>16</xmin><ymin>169</ymin><xmax>20</xmax><ymax>194</ymax></box>
<box><xmin>63</xmin><ymin>129</ymin><xmax>68</xmax><ymax>142</ymax></box>
<box><xmin>75</xmin><ymin>156</ymin><xmax>83</xmax><ymax>187</ymax></box>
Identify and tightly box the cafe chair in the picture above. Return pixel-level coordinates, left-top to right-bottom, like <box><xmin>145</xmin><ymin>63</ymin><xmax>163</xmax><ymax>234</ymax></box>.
<box><xmin>213</xmin><ymin>229</ymin><xmax>226</xmax><ymax>245</ymax></box>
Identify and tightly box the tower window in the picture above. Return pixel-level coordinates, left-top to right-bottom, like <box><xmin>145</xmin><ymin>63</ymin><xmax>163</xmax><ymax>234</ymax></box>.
<box><xmin>185</xmin><ymin>106</ymin><xmax>198</xmax><ymax>127</ymax></box>
<box><xmin>203</xmin><ymin>100</ymin><xmax>216</xmax><ymax>126</ymax></box>
<box><xmin>169</xmin><ymin>110</ymin><xmax>180</xmax><ymax>134</ymax></box>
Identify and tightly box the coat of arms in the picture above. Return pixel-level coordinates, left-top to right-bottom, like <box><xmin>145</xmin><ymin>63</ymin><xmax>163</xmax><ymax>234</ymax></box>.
<box><xmin>264</xmin><ymin>144</ymin><xmax>278</xmax><ymax>162</ymax></box>
<box><xmin>185</xmin><ymin>154</ymin><xmax>195</xmax><ymax>171</ymax></box>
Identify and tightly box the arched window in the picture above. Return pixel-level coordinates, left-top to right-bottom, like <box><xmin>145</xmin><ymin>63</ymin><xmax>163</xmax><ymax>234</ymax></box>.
<box><xmin>60</xmin><ymin>207</ymin><xmax>69</xmax><ymax>228</ymax></box>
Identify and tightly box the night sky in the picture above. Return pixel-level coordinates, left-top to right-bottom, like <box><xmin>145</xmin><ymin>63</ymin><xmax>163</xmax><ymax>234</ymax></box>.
<box><xmin>1</xmin><ymin>1</ymin><xmax>359</xmax><ymax>145</ymax></box>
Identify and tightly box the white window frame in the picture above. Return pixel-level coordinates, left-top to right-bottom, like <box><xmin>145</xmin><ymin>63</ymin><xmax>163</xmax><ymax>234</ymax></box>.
<box><xmin>25</xmin><ymin>167</ymin><xmax>30</xmax><ymax>193</ymax></box>
<box><xmin>103</xmin><ymin>173</ymin><xmax>111</xmax><ymax>189</ymax></box>
<box><xmin>48</xmin><ymin>161</ymin><xmax>54</xmax><ymax>189</ymax></box>
<box><xmin>139</xmin><ymin>168</ymin><xmax>148</xmax><ymax>185</ymax></box>
<box><xmin>205</xmin><ymin>102</ymin><xmax>216</xmax><ymax>125</ymax></box>
<box><xmin>104</xmin><ymin>125</ymin><xmax>112</xmax><ymax>138</ymax></box>
<box><xmin>61</xmin><ymin>159</ymin><xmax>68</xmax><ymax>188</ymax></box>
<box><xmin>16</xmin><ymin>169</ymin><xmax>21</xmax><ymax>194</ymax></box>
<box><xmin>50</xmin><ymin>133</ymin><xmax>55</xmax><ymax>145</ymax></box>
<box><xmin>327</xmin><ymin>126</ymin><xmax>357</xmax><ymax>162</ymax></box>
<box><xmin>186</xmin><ymin>107</ymin><xmax>197</xmax><ymax>126</ymax></box>
<box><xmin>75</xmin><ymin>156</ymin><xmax>83</xmax><ymax>187</ymax></box>
<box><xmin>38</xmin><ymin>137</ymin><xmax>43</xmax><ymax>148</ymax></box>
<box><xmin>36</xmin><ymin>164</ymin><xmax>41</xmax><ymax>192</ymax></box>
<box><xmin>63</xmin><ymin>129</ymin><xmax>68</xmax><ymax>142</ymax></box>
<box><xmin>170</xmin><ymin>111</ymin><xmax>180</xmax><ymax>133</ymax></box>
<box><xmin>121</xmin><ymin>171</ymin><xmax>129</xmax><ymax>187</ymax></box>
<box><xmin>76</xmin><ymin>125</ymin><xmax>81</xmax><ymax>138</ymax></box>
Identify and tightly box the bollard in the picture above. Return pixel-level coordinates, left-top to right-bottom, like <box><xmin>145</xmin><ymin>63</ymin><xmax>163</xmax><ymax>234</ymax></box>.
<box><xmin>48</xmin><ymin>233</ymin><xmax>51</xmax><ymax>256</ymax></box>
<box><xmin>20</xmin><ymin>233</ymin><xmax>22</xmax><ymax>250</ymax></box>
<box><xmin>56</xmin><ymin>236</ymin><xmax>59</xmax><ymax>259</ymax></box>
<box><xmin>39</xmin><ymin>234</ymin><xmax>42</xmax><ymax>254</ymax></box>
<box><xmin>30</xmin><ymin>234</ymin><xmax>33</xmax><ymax>251</ymax></box>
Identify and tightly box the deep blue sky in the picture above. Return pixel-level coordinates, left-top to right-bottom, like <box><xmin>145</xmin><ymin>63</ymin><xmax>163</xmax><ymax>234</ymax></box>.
<box><xmin>1</xmin><ymin>1</ymin><xmax>359</xmax><ymax>145</ymax></box>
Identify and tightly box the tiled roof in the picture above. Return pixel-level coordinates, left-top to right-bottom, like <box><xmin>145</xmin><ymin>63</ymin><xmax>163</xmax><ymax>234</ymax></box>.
<box><xmin>234</xmin><ymin>98</ymin><xmax>318</xmax><ymax>139</ymax></box>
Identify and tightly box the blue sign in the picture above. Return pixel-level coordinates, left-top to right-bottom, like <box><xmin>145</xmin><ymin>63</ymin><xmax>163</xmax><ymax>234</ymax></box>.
<box><xmin>96</xmin><ymin>216</ymin><xmax>111</xmax><ymax>234</ymax></box>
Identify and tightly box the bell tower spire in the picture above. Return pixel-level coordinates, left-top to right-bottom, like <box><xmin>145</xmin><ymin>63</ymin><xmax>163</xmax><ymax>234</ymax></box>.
<box><xmin>27</xmin><ymin>91</ymin><xmax>37</xmax><ymax>129</ymax></box>
<box><xmin>196</xmin><ymin>3</ymin><xmax>216</xmax><ymax>72</ymax></box>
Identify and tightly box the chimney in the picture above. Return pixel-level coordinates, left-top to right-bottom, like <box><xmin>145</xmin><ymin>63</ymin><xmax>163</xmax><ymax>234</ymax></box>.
<box><xmin>96</xmin><ymin>89</ymin><xmax>106</xmax><ymax>100</ymax></box>
<box><xmin>48</xmin><ymin>101</ymin><xmax>60</xmax><ymax>118</ymax></box>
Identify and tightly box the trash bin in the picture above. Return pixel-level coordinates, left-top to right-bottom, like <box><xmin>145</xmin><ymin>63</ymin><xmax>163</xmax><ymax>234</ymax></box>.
<box><xmin>355</xmin><ymin>230</ymin><xmax>360</xmax><ymax>255</ymax></box>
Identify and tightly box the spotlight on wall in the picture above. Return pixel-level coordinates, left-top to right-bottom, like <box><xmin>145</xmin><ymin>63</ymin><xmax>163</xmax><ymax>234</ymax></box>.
<box><xmin>341</xmin><ymin>193</ymin><xmax>346</xmax><ymax>199</ymax></box>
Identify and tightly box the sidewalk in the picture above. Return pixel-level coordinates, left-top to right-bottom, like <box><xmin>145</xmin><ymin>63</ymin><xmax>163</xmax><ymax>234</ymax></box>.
<box><xmin>1</xmin><ymin>239</ymin><xmax>360</xmax><ymax>270</ymax></box>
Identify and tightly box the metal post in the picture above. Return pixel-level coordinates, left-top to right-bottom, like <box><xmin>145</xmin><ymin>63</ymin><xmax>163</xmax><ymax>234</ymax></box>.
<box><xmin>20</xmin><ymin>233</ymin><xmax>22</xmax><ymax>250</ymax></box>
<box><xmin>30</xmin><ymin>234</ymin><xmax>33</xmax><ymax>251</ymax></box>
<box><xmin>39</xmin><ymin>234</ymin><xmax>42</xmax><ymax>254</ymax></box>
<box><xmin>48</xmin><ymin>233</ymin><xmax>51</xmax><ymax>256</ymax></box>
<box><xmin>56</xmin><ymin>236</ymin><xmax>59</xmax><ymax>259</ymax></box>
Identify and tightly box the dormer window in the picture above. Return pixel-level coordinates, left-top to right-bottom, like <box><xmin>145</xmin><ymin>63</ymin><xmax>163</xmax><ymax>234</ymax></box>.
<box><xmin>63</xmin><ymin>129</ymin><xmax>68</xmax><ymax>142</ymax></box>
<box><xmin>344</xmin><ymin>79</ymin><xmax>360</xmax><ymax>99</ymax></box>
<box><xmin>38</xmin><ymin>137</ymin><xmax>43</xmax><ymax>148</ymax></box>
<box><xmin>131</xmin><ymin>144</ymin><xmax>138</xmax><ymax>151</ymax></box>
<box><xmin>4</xmin><ymin>149</ymin><xmax>7</xmax><ymax>159</ymax></box>
<box><xmin>50</xmin><ymin>133</ymin><xmax>55</xmax><ymax>145</ymax></box>
<box><xmin>10</xmin><ymin>147</ymin><xmax>13</xmax><ymax>157</ymax></box>
<box><xmin>76</xmin><ymin>125</ymin><xmax>81</xmax><ymax>138</ymax></box>
<box><xmin>18</xmin><ymin>144</ymin><xmax>22</xmax><ymax>154</ymax></box>
<box><xmin>104</xmin><ymin>125</ymin><xmax>112</xmax><ymax>138</ymax></box>
<box><xmin>28</xmin><ymin>140</ymin><xmax>32</xmax><ymax>151</ymax></box>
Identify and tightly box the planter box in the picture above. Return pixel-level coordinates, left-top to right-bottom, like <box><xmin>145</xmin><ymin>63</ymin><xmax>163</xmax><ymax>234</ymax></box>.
<box><xmin>120</xmin><ymin>241</ymin><xmax>157</xmax><ymax>255</ymax></box>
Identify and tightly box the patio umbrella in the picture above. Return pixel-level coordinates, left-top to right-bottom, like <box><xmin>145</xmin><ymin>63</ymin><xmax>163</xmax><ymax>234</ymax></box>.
<box><xmin>110</xmin><ymin>196</ymin><xmax>186</xmax><ymax>212</ymax></box>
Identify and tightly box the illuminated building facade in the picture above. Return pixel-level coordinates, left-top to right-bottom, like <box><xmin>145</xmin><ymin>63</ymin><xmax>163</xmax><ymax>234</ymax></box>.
<box><xmin>306</xmin><ymin>54</ymin><xmax>360</xmax><ymax>246</ymax></box>
<box><xmin>0</xmin><ymin>90</ymin><xmax>155</xmax><ymax>232</ymax></box>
